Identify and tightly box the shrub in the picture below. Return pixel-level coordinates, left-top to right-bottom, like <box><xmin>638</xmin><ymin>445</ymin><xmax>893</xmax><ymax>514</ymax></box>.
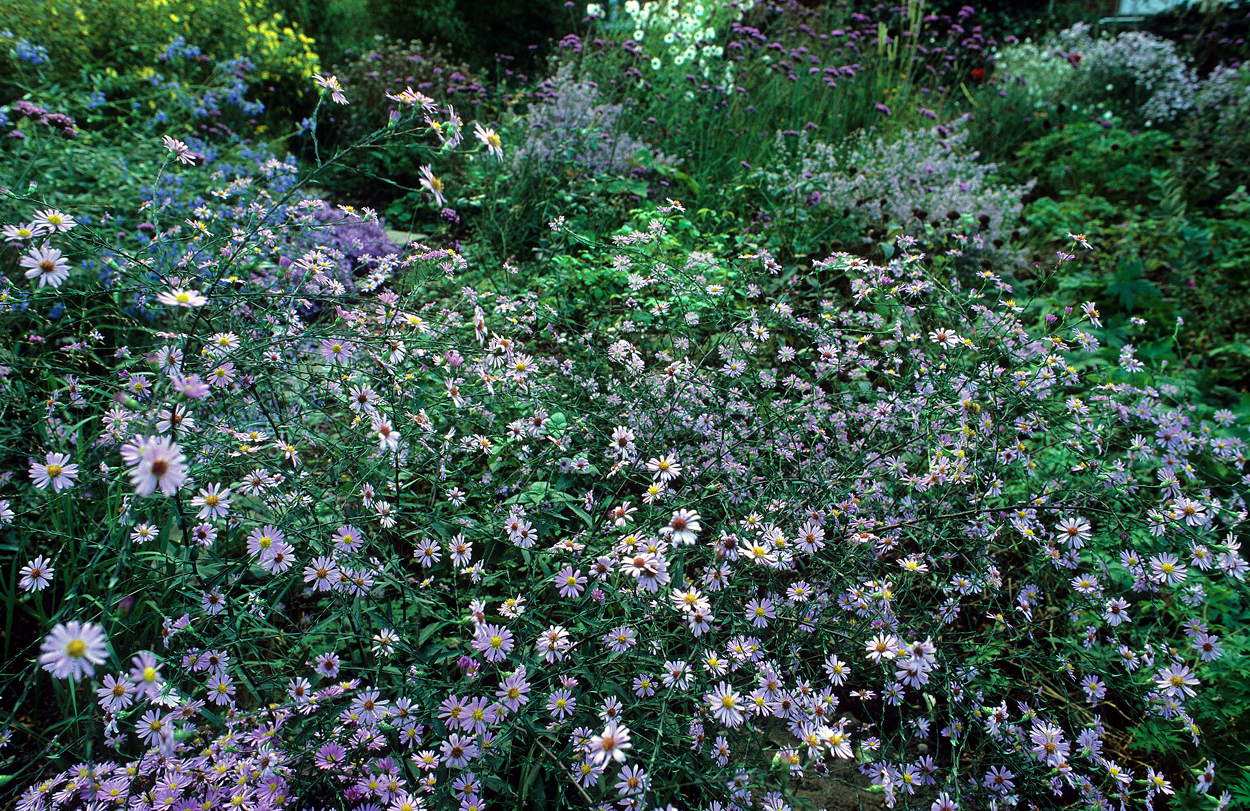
<box><xmin>760</xmin><ymin>117</ymin><xmax>1033</xmax><ymax>264</ymax></box>
<box><xmin>511</xmin><ymin>63</ymin><xmax>675</xmax><ymax>179</ymax></box>
<box><xmin>993</xmin><ymin>23</ymin><xmax>1201</xmax><ymax>128</ymax></box>
<box><xmin>0</xmin><ymin>0</ymin><xmax>320</xmax><ymax>122</ymax></box>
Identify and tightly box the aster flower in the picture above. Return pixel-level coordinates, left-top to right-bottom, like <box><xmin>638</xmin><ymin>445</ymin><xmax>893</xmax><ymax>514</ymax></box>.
<box><xmin>20</xmin><ymin>243</ymin><xmax>71</xmax><ymax>288</ymax></box>
<box><xmin>97</xmin><ymin>673</ymin><xmax>136</xmax><ymax>712</ymax></box>
<box><xmin>187</xmin><ymin>484</ymin><xmax>230</xmax><ymax>522</ymax></box>
<box><xmin>128</xmin><ymin>436</ymin><xmax>188</xmax><ymax>497</ymax></box>
<box><xmin>587</xmin><ymin>721</ymin><xmax>632</xmax><ymax>766</ymax></box>
<box><xmin>156</xmin><ymin>288</ymin><xmax>207</xmax><ymax>308</ymax></box>
<box><xmin>313</xmin><ymin>73</ymin><xmax>348</xmax><ymax>104</ymax></box>
<box><xmin>472</xmin><ymin>623</ymin><xmax>514</xmax><ymax>662</ymax></box>
<box><xmin>3</xmin><ymin>222</ymin><xmax>46</xmax><ymax>242</ymax></box>
<box><xmin>419</xmin><ymin>165</ymin><xmax>446</xmax><ymax>207</ymax></box>
<box><xmin>646</xmin><ymin>454</ymin><xmax>682</xmax><ymax>482</ymax></box>
<box><xmin>30</xmin><ymin>452</ymin><xmax>79</xmax><ymax>492</ymax></box>
<box><xmin>662</xmin><ymin>508</ymin><xmax>701</xmax><ymax>546</ymax></box>
<box><xmin>19</xmin><ymin>555</ymin><xmax>54</xmax><ymax>591</ymax></box>
<box><xmin>473</xmin><ymin>122</ymin><xmax>503</xmax><ymax>160</ymax></box>
<box><xmin>39</xmin><ymin>621</ymin><xmax>109</xmax><ymax>681</ymax></box>
<box><xmin>31</xmin><ymin>209</ymin><xmax>75</xmax><ymax>233</ymax></box>
<box><xmin>706</xmin><ymin>681</ymin><xmax>744</xmax><ymax>728</ymax></box>
<box><xmin>1156</xmin><ymin>664</ymin><xmax>1200</xmax><ymax>698</ymax></box>
<box><xmin>161</xmin><ymin>135</ymin><xmax>196</xmax><ymax>164</ymax></box>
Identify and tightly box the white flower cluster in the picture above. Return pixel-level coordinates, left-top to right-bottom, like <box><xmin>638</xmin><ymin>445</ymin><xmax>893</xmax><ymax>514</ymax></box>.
<box><xmin>993</xmin><ymin>23</ymin><xmax>1202</xmax><ymax>125</ymax></box>
<box><xmin>621</xmin><ymin>0</ymin><xmax>746</xmax><ymax>88</ymax></box>
<box><xmin>990</xmin><ymin>38</ymin><xmax>1076</xmax><ymax>105</ymax></box>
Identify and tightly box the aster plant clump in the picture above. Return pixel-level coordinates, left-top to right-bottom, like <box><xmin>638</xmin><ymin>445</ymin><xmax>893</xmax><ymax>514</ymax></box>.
<box><xmin>2</xmin><ymin>56</ymin><xmax>1249</xmax><ymax>811</ymax></box>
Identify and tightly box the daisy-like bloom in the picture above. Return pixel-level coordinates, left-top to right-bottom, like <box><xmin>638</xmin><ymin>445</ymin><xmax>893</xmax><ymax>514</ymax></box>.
<box><xmin>1103</xmin><ymin>597</ymin><xmax>1130</xmax><ymax>626</ymax></box>
<box><xmin>192</xmin><ymin>483</ymin><xmax>232</xmax><ymax>521</ymax></box>
<box><xmin>1056</xmin><ymin>515</ymin><xmax>1092</xmax><ymax>548</ymax></box>
<box><xmin>928</xmin><ymin>328</ymin><xmax>959</xmax><ymax>348</ymax></box>
<box><xmin>156</xmin><ymin>288</ymin><xmax>207</xmax><ymax>308</ymax></box>
<box><xmin>1156</xmin><ymin>663</ymin><xmax>1200</xmax><ymax>698</ymax></box>
<box><xmin>312</xmin><ymin>73</ymin><xmax>348</xmax><ymax>104</ymax></box>
<box><xmin>20</xmin><ymin>555</ymin><xmax>54</xmax><ymax>591</ymax></box>
<box><xmin>587</xmin><ymin>721</ymin><xmax>632</xmax><ymax>766</ymax></box>
<box><xmin>555</xmin><ymin>566</ymin><xmax>587</xmax><ymax>599</ymax></box>
<box><xmin>496</xmin><ymin>668</ymin><xmax>531</xmax><ymax>712</ymax></box>
<box><xmin>1029</xmin><ymin>722</ymin><xmax>1070</xmax><ymax>767</ymax></box>
<box><xmin>1149</xmin><ymin>553</ymin><xmax>1187</xmax><ymax>587</ymax></box>
<box><xmin>472</xmin><ymin>623</ymin><xmax>514</xmax><ymax>663</ymax></box>
<box><xmin>137</xmin><ymin>708</ymin><xmax>169</xmax><ymax>747</ymax></box>
<box><xmin>39</xmin><ymin>621</ymin><xmax>108</xmax><ymax>681</ymax></box>
<box><xmin>706</xmin><ymin>681</ymin><xmax>744</xmax><ymax>728</ymax></box>
<box><xmin>31</xmin><ymin>209</ymin><xmax>75</xmax><ymax>233</ymax></box>
<box><xmin>333</xmin><ymin>524</ymin><xmax>364</xmax><ymax>553</ymax></box>
<box><xmin>20</xmin><ymin>243</ymin><xmax>71</xmax><ymax>288</ymax></box>
<box><xmin>1081</xmin><ymin>300</ymin><xmax>1103</xmax><ymax>328</ymax></box>
<box><xmin>536</xmin><ymin>625</ymin><xmax>571</xmax><ymax>663</ymax></box>
<box><xmin>247</xmin><ymin>525</ymin><xmax>285</xmax><ymax>558</ymax></box>
<box><xmin>374</xmin><ymin>420</ymin><xmax>400</xmax><ymax>453</ymax></box>
<box><xmin>865</xmin><ymin>633</ymin><xmax>900</xmax><ymax>663</ymax></box>
<box><xmin>128</xmin><ymin>436</ymin><xmax>188</xmax><ymax>497</ymax></box>
<box><xmin>161</xmin><ymin>135</ymin><xmax>196</xmax><ymax>164</ymax></box>
<box><xmin>320</xmin><ymin>338</ymin><xmax>353</xmax><ymax>365</ymax></box>
<box><xmin>172</xmin><ymin>372</ymin><xmax>211</xmax><ymax>400</ymax></box>
<box><xmin>385</xmin><ymin>85</ymin><xmax>438</xmax><ymax>112</ymax></box>
<box><xmin>663</xmin><ymin>509</ymin><xmax>702</xmax><ymax>546</ymax></box>
<box><xmin>304</xmin><ymin>556</ymin><xmax>340</xmax><ymax>592</ymax></box>
<box><xmin>202</xmin><ymin>587</ymin><xmax>225</xmax><ymax>615</ymax></box>
<box><xmin>206</xmin><ymin>672</ymin><xmax>235</xmax><ymax>705</ymax></box>
<box><xmin>419</xmin><ymin>165</ymin><xmax>446</xmax><ymax>207</ymax></box>
<box><xmin>30</xmin><ymin>452</ymin><xmax>78</xmax><ymax>492</ymax></box>
<box><xmin>97</xmin><ymin>672</ymin><xmax>136</xmax><ymax>712</ymax></box>
<box><xmin>130</xmin><ymin>651</ymin><xmax>164</xmax><ymax>700</ymax></box>
<box><xmin>3</xmin><ymin>222</ymin><xmax>46</xmax><ymax>242</ymax></box>
<box><xmin>547</xmin><ymin>688</ymin><xmax>577</xmax><ymax>722</ymax></box>
<box><xmin>603</xmin><ymin>626</ymin><xmax>637</xmax><ymax>653</ymax></box>
<box><xmin>440</xmin><ymin>733</ymin><xmax>480</xmax><ymax>769</ymax></box>
<box><xmin>646</xmin><ymin>454</ymin><xmax>682</xmax><ymax>483</ymax></box>
<box><xmin>473</xmin><ymin>121</ymin><xmax>503</xmax><ymax>160</ymax></box>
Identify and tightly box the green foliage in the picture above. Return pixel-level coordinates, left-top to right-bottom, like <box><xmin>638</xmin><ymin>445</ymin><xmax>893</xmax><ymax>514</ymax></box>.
<box><xmin>0</xmin><ymin>0</ymin><xmax>321</xmax><ymax>123</ymax></box>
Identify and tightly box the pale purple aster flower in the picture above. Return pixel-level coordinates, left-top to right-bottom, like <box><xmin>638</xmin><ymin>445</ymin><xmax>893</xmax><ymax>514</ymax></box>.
<box><xmin>128</xmin><ymin>436</ymin><xmax>187</xmax><ymax>497</ymax></box>
<box><xmin>192</xmin><ymin>483</ymin><xmax>232</xmax><ymax>521</ymax></box>
<box><xmin>587</xmin><ymin>721</ymin><xmax>632</xmax><ymax>766</ymax></box>
<box><xmin>1156</xmin><ymin>664</ymin><xmax>1200</xmax><ymax>698</ymax></box>
<box><xmin>39</xmin><ymin>621</ymin><xmax>108</xmax><ymax>680</ymax></box>
<box><xmin>97</xmin><ymin>673</ymin><xmax>136</xmax><ymax>712</ymax></box>
<box><xmin>440</xmin><ymin>733</ymin><xmax>480</xmax><ymax>769</ymax></box>
<box><xmin>31</xmin><ymin>209</ymin><xmax>75</xmax><ymax>233</ymax></box>
<box><xmin>19</xmin><ymin>555</ymin><xmax>54</xmax><ymax>591</ymax></box>
<box><xmin>30</xmin><ymin>451</ymin><xmax>78</xmax><ymax>492</ymax></box>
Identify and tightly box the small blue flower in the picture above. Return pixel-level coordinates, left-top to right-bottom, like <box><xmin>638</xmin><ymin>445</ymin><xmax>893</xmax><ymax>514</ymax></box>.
<box><xmin>14</xmin><ymin>39</ymin><xmax>49</xmax><ymax>66</ymax></box>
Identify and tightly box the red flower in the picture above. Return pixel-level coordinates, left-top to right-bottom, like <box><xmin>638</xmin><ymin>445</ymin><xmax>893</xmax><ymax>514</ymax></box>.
<box><xmin>970</xmin><ymin>68</ymin><xmax>985</xmax><ymax>81</ymax></box>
